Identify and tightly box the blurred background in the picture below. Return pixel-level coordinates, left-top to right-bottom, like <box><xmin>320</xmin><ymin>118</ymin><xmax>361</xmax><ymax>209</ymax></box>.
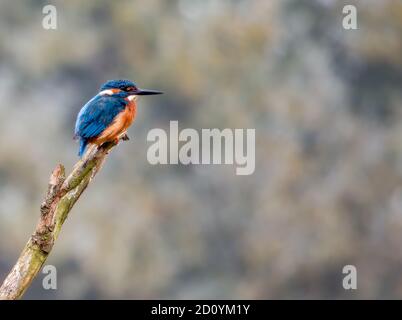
<box><xmin>0</xmin><ymin>0</ymin><xmax>401</xmax><ymax>299</ymax></box>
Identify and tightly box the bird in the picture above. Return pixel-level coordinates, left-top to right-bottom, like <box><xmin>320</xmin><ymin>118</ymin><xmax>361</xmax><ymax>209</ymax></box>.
<box><xmin>74</xmin><ymin>79</ymin><xmax>162</xmax><ymax>157</ymax></box>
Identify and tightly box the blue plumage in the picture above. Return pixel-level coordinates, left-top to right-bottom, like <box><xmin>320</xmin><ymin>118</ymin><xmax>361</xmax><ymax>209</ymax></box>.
<box><xmin>74</xmin><ymin>79</ymin><xmax>162</xmax><ymax>157</ymax></box>
<box><xmin>75</xmin><ymin>93</ymin><xmax>128</xmax><ymax>157</ymax></box>
<box><xmin>100</xmin><ymin>79</ymin><xmax>137</xmax><ymax>91</ymax></box>
<box><xmin>78</xmin><ymin>139</ymin><xmax>88</xmax><ymax>158</ymax></box>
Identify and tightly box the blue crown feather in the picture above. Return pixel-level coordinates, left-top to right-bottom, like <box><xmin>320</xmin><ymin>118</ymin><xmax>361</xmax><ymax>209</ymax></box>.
<box><xmin>100</xmin><ymin>79</ymin><xmax>137</xmax><ymax>91</ymax></box>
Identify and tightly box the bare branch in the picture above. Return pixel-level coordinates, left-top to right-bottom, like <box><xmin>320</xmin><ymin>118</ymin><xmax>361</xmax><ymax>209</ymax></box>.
<box><xmin>0</xmin><ymin>140</ymin><xmax>118</xmax><ymax>300</ymax></box>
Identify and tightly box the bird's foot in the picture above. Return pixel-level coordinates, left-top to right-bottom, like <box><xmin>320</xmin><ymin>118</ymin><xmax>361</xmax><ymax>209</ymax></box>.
<box><xmin>121</xmin><ymin>133</ymin><xmax>130</xmax><ymax>141</ymax></box>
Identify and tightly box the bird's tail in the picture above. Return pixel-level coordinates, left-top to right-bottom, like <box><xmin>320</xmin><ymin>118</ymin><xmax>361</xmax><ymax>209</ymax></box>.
<box><xmin>78</xmin><ymin>139</ymin><xmax>88</xmax><ymax>157</ymax></box>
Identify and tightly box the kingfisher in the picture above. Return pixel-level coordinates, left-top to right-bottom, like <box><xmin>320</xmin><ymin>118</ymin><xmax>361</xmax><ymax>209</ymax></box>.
<box><xmin>74</xmin><ymin>79</ymin><xmax>162</xmax><ymax>157</ymax></box>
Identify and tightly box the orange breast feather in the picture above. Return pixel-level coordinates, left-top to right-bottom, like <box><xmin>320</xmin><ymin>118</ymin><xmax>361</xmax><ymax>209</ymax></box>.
<box><xmin>92</xmin><ymin>100</ymin><xmax>137</xmax><ymax>145</ymax></box>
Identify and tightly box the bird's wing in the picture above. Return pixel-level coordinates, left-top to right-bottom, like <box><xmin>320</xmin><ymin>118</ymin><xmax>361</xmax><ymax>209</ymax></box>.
<box><xmin>75</xmin><ymin>94</ymin><xmax>127</xmax><ymax>139</ymax></box>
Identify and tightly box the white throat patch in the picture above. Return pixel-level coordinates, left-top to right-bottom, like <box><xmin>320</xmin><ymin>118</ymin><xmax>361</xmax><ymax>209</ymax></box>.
<box><xmin>127</xmin><ymin>95</ymin><xmax>137</xmax><ymax>101</ymax></box>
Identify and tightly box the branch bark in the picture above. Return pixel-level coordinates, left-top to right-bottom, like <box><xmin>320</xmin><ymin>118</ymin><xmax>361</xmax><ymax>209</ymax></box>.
<box><xmin>0</xmin><ymin>141</ymin><xmax>118</xmax><ymax>300</ymax></box>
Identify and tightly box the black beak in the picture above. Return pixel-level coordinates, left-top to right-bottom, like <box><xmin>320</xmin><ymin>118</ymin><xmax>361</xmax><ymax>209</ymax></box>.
<box><xmin>135</xmin><ymin>88</ymin><xmax>163</xmax><ymax>95</ymax></box>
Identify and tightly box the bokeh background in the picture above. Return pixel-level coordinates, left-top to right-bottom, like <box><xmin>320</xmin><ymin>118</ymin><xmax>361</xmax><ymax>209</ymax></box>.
<box><xmin>0</xmin><ymin>0</ymin><xmax>401</xmax><ymax>299</ymax></box>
